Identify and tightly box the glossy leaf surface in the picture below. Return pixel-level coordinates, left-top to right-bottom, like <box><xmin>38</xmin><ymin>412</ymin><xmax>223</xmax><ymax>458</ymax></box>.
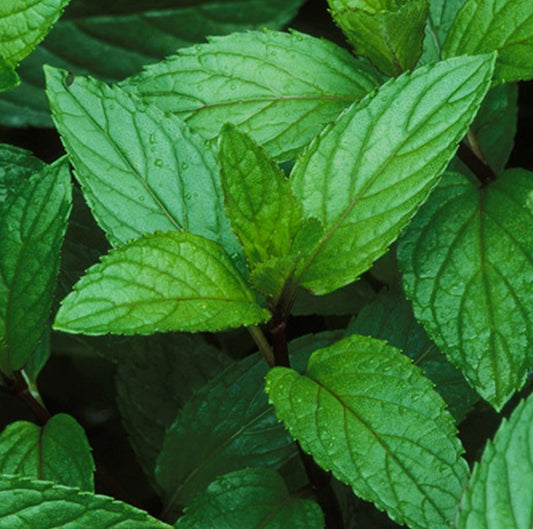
<box><xmin>0</xmin><ymin>158</ymin><xmax>72</xmax><ymax>372</ymax></box>
<box><xmin>266</xmin><ymin>334</ymin><xmax>469</xmax><ymax>529</ymax></box>
<box><xmin>45</xmin><ymin>67</ymin><xmax>239</xmax><ymax>258</ymax></box>
<box><xmin>442</xmin><ymin>0</ymin><xmax>533</xmax><ymax>83</ymax></box>
<box><xmin>398</xmin><ymin>170</ymin><xmax>533</xmax><ymax>409</ymax></box>
<box><xmin>457</xmin><ymin>393</ymin><xmax>533</xmax><ymax>529</ymax></box>
<box><xmin>0</xmin><ymin>475</ymin><xmax>172</xmax><ymax>529</ymax></box>
<box><xmin>291</xmin><ymin>54</ymin><xmax>495</xmax><ymax>294</ymax></box>
<box><xmin>54</xmin><ymin>232</ymin><xmax>269</xmax><ymax>335</ymax></box>
<box><xmin>176</xmin><ymin>468</ymin><xmax>324</xmax><ymax>528</ymax></box>
<box><xmin>121</xmin><ymin>30</ymin><xmax>382</xmax><ymax>161</ymax></box>
<box><xmin>0</xmin><ymin>414</ymin><xmax>94</xmax><ymax>491</ymax></box>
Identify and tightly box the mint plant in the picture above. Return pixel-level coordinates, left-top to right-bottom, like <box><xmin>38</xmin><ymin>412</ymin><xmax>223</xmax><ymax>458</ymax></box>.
<box><xmin>0</xmin><ymin>0</ymin><xmax>532</xmax><ymax>528</ymax></box>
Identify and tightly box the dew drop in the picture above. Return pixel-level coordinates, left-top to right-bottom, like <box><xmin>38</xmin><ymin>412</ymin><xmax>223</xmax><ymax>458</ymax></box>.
<box><xmin>181</xmin><ymin>161</ymin><xmax>189</xmax><ymax>170</ymax></box>
<box><xmin>149</xmin><ymin>133</ymin><xmax>156</xmax><ymax>144</ymax></box>
<box><xmin>204</xmin><ymin>139</ymin><xmax>212</xmax><ymax>150</ymax></box>
<box><xmin>154</xmin><ymin>159</ymin><xmax>163</xmax><ymax>167</ymax></box>
<box><xmin>271</xmin><ymin>50</ymin><xmax>278</xmax><ymax>56</ymax></box>
<box><xmin>139</xmin><ymin>196</ymin><xmax>145</xmax><ymax>202</ymax></box>
<box><xmin>184</xmin><ymin>192</ymin><xmax>192</xmax><ymax>200</ymax></box>
<box><xmin>230</xmin><ymin>83</ymin><xmax>237</xmax><ymax>90</ymax></box>
<box><xmin>197</xmin><ymin>84</ymin><xmax>204</xmax><ymax>92</ymax></box>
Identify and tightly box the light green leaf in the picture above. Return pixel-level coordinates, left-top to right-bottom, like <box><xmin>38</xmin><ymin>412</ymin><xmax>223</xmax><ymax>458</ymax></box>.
<box><xmin>457</xmin><ymin>393</ymin><xmax>533</xmax><ymax>529</ymax></box>
<box><xmin>0</xmin><ymin>144</ymin><xmax>45</xmax><ymax>203</ymax></box>
<box><xmin>0</xmin><ymin>63</ymin><xmax>18</xmax><ymax>93</ymax></box>
<box><xmin>0</xmin><ymin>157</ymin><xmax>72</xmax><ymax>373</ymax></box>
<box><xmin>265</xmin><ymin>334</ymin><xmax>469</xmax><ymax>529</ymax></box>
<box><xmin>348</xmin><ymin>286</ymin><xmax>479</xmax><ymax>422</ymax></box>
<box><xmin>219</xmin><ymin>123</ymin><xmax>303</xmax><ymax>267</ymax></box>
<box><xmin>54</xmin><ymin>231</ymin><xmax>269</xmax><ymax>336</ymax></box>
<box><xmin>116</xmin><ymin>334</ymin><xmax>230</xmax><ymax>486</ymax></box>
<box><xmin>121</xmin><ymin>30</ymin><xmax>382</xmax><ymax>161</ymax></box>
<box><xmin>156</xmin><ymin>352</ymin><xmax>295</xmax><ymax>513</ymax></box>
<box><xmin>397</xmin><ymin>170</ymin><xmax>533</xmax><ymax>410</ymax></box>
<box><xmin>419</xmin><ymin>0</ymin><xmax>467</xmax><ymax>64</ymax></box>
<box><xmin>0</xmin><ymin>414</ymin><xmax>94</xmax><ymax>491</ymax></box>
<box><xmin>442</xmin><ymin>0</ymin><xmax>533</xmax><ymax>83</ymax></box>
<box><xmin>290</xmin><ymin>54</ymin><xmax>495</xmax><ymax>295</ymax></box>
<box><xmin>0</xmin><ymin>0</ymin><xmax>70</xmax><ymax>66</ymax></box>
<box><xmin>45</xmin><ymin>67</ymin><xmax>240</xmax><ymax>260</ymax></box>
<box><xmin>175</xmin><ymin>468</ymin><xmax>324</xmax><ymax>529</ymax></box>
<box><xmin>0</xmin><ymin>475</ymin><xmax>172</xmax><ymax>529</ymax></box>
<box><xmin>0</xmin><ymin>0</ymin><xmax>306</xmax><ymax>127</ymax></box>
<box><xmin>328</xmin><ymin>0</ymin><xmax>429</xmax><ymax>76</ymax></box>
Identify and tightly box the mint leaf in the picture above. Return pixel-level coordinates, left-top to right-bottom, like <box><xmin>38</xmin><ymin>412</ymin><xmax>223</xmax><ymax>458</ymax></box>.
<box><xmin>54</xmin><ymin>232</ymin><xmax>269</xmax><ymax>335</ymax></box>
<box><xmin>0</xmin><ymin>157</ymin><xmax>72</xmax><ymax>373</ymax></box>
<box><xmin>0</xmin><ymin>414</ymin><xmax>94</xmax><ymax>491</ymax></box>
<box><xmin>266</xmin><ymin>334</ymin><xmax>469</xmax><ymax>529</ymax></box>
<box><xmin>290</xmin><ymin>54</ymin><xmax>495</xmax><ymax>295</ymax></box>
<box><xmin>442</xmin><ymin>0</ymin><xmax>533</xmax><ymax>83</ymax></box>
<box><xmin>0</xmin><ymin>63</ymin><xmax>18</xmax><ymax>93</ymax></box>
<box><xmin>116</xmin><ymin>334</ymin><xmax>230</xmax><ymax>486</ymax></box>
<box><xmin>219</xmin><ymin>124</ymin><xmax>303</xmax><ymax>268</ymax></box>
<box><xmin>175</xmin><ymin>468</ymin><xmax>324</xmax><ymax>529</ymax></box>
<box><xmin>0</xmin><ymin>475</ymin><xmax>172</xmax><ymax>529</ymax></box>
<box><xmin>457</xmin><ymin>393</ymin><xmax>533</xmax><ymax>529</ymax></box>
<box><xmin>0</xmin><ymin>144</ymin><xmax>45</xmax><ymax>203</ymax></box>
<box><xmin>0</xmin><ymin>0</ymin><xmax>70</xmax><ymax>66</ymax></box>
<box><xmin>348</xmin><ymin>286</ymin><xmax>479</xmax><ymax>422</ymax></box>
<box><xmin>419</xmin><ymin>0</ymin><xmax>467</xmax><ymax>64</ymax></box>
<box><xmin>45</xmin><ymin>67</ymin><xmax>239</xmax><ymax>259</ymax></box>
<box><xmin>121</xmin><ymin>30</ymin><xmax>382</xmax><ymax>161</ymax></box>
<box><xmin>328</xmin><ymin>0</ymin><xmax>429</xmax><ymax>76</ymax></box>
<box><xmin>397</xmin><ymin>170</ymin><xmax>533</xmax><ymax>410</ymax></box>
<box><xmin>0</xmin><ymin>0</ymin><xmax>306</xmax><ymax>127</ymax></box>
<box><xmin>156</xmin><ymin>353</ymin><xmax>296</xmax><ymax>511</ymax></box>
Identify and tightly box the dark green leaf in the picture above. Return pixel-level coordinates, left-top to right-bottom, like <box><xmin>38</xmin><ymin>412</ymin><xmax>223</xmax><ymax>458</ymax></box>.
<box><xmin>290</xmin><ymin>54</ymin><xmax>495</xmax><ymax>295</ymax></box>
<box><xmin>328</xmin><ymin>0</ymin><xmax>429</xmax><ymax>76</ymax></box>
<box><xmin>54</xmin><ymin>232</ymin><xmax>269</xmax><ymax>335</ymax></box>
<box><xmin>397</xmin><ymin>170</ymin><xmax>533</xmax><ymax>410</ymax></box>
<box><xmin>0</xmin><ymin>144</ymin><xmax>45</xmax><ymax>203</ymax></box>
<box><xmin>0</xmin><ymin>475</ymin><xmax>172</xmax><ymax>529</ymax></box>
<box><xmin>116</xmin><ymin>334</ymin><xmax>230</xmax><ymax>486</ymax></box>
<box><xmin>0</xmin><ymin>0</ymin><xmax>70</xmax><ymax>66</ymax></box>
<box><xmin>121</xmin><ymin>30</ymin><xmax>382</xmax><ymax>161</ymax></box>
<box><xmin>175</xmin><ymin>468</ymin><xmax>324</xmax><ymax>529</ymax></box>
<box><xmin>266</xmin><ymin>334</ymin><xmax>469</xmax><ymax>529</ymax></box>
<box><xmin>442</xmin><ymin>0</ymin><xmax>533</xmax><ymax>83</ymax></box>
<box><xmin>45</xmin><ymin>67</ymin><xmax>240</xmax><ymax>259</ymax></box>
<box><xmin>0</xmin><ymin>157</ymin><xmax>72</xmax><ymax>373</ymax></box>
<box><xmin>457</xmin><ymin>393</ymin><xmax>533</xmax><ymax>529</ymax></box>
<box><xmin>219</xmin><ymin>123</ymin><xmax>303</xmax><ymax>267</ymax></box>
<box><xmin>0</xmin><ymin>63</ymin><xmax>19</xmax><ymax>93</ymax></box>
<box><xmin>0</xmin><ymin>0</ymin><xmax>306</xmax><ymax>127</ymax></box>
<box><xmin>0</xmin><ymin>413</ymin><xmax>94</xmax><ymax>491</ymax></box>
<box><xmin>348</xmin><ymin>286</ymin><xmax>479</xmax><ymax>421</ymax></box>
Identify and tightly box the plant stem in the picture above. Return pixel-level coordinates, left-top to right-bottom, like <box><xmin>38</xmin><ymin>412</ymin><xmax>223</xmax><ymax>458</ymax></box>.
<box><xmin>457</xmin><ymin>138</ymin><xmax>497</xmax><ymax>187</ymax></box>
<box><xmin>248</xmin><ymin>325</ymin><xmax>275</xmax><ymax>367</ymax></box>
<box><xmin>2</xmin><ymin>371</ymin><xmax>50</xmax><ymax>425</ymax></box>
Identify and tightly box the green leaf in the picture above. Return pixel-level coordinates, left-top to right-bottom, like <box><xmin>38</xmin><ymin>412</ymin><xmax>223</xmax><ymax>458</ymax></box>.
<box><xmin>442</xmin><ymin>0</ymin><xmax>533</xmax><ymax>83</ymax></box>
<box><xmin>0</xmin><ymin>0</ymin><xmax>306</xmax><ymax>127</ymax></box>
<box><xmin>419</xmin><ymin>0</ymin><xmax>467</xmax><ymax>64</ymax></box>
<box><xmin>0</xmin><ymin>63</ymin><xmax>19</xmax><ymax>93</ymax></box>
<box><xmin>265</xmin><ymin>334</ymin><xmax>469</xmax><ymax>529</ymax></box>
<box><xmin>397</xmin><ymin>170</ymin><xmax>533</xmax><ymax>410</ymax></box>
<box><xmin>0</xmin><ymin>0</ymin><xmax>70</xmax><ymax>66</ymax></box>
<box><xmin>116</xmin><ymin>334</ymin><xmax>230</xmax><ymax>486</ymax></box>
<box><xmin>175</xmin><ymin>468</ymin><xmax>324</xmax><ymax>529</ymax></box>
<box><xmin>0</xmin><ymin>157</ymin><xmax>72</xmax><ymax>373</ymax></box>
<box><xmin>45</xmin><ymin>67</ymin><xmax>240</xmax><ymax>260</ymax></box>
<box><xmin>156</xmin><ymin>352</ymin><xmax>295</xmax><ymax>512</ymax></box>
<box><xmin>0</xmin><ymin>475</ymin><xmax>172</xmax><ymax>529</ymax></box>
<box><xmin>348</xmin><ymin>286</ymin><xmax>479</xmax><ymax>422</ymax></box>
<box><xmin>54</xmin><ymin>231</ymin><xmax>269</xmax><ymax>336</ymax></box>
<box><xmin>23</xmin><ymin>327</ymin><xmax>51</xmax><ymax>383</ymax></box>
<box><xmin>0</xmin><ymin>144</ymin><xmax>45</xmax><ymax>203</ymax></box>
<box><xmin>457</xmin><ymin>393</ymin><xmax>533</xmax><ymax>529</ymax></box>
<box><xmin>290</xmin><ymin>54</ymin><xmax>495</xmax><ymax>295</ymax></box>
<box><xmin>0</xmin><ymin>414</ymin><xmax>94</xmax><ymax>491</ymax></box>
<box><xmin>121</xmin><ymin>30</ymin><xmax>382</xmax><ymax>161</ymax></box>
<box><xmin>328</xmin><ymin>0</ymin><xmax>429</xmax><ymax>76</ymax></box>
<box><xmin>219</xmin><ymin>123</ymin><xmax>303</xmax><ymax>267</ymax></box>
